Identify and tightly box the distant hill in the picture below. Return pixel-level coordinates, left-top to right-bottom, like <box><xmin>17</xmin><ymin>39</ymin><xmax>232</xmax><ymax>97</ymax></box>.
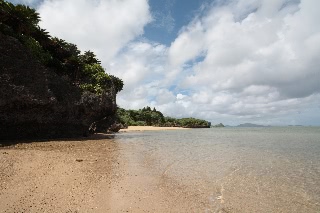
<box><xmin>236</xmin><ymin>123</ymin><xmax>269</xmax><ymax>127</ymax></box>
<box><xmin>212</xmin><ymin>123</ymin><xmax>225</xmax><ymax>128</ymax></box>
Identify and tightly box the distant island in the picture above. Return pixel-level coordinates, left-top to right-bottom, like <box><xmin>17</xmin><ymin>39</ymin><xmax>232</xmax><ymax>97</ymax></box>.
<box><xmin>116</xmin><ymin>107</ymin><xmax>211</xmax><ymax>129</ymax></box>
<box><xmin>211</xmin><ymin>123</ymin><xmax>225</xmax><ymax>128</ymax></box>
<box><xmin>236</xmin><ymin>123</ymin><xmax>270</xmax><ymax>127</ymax></box>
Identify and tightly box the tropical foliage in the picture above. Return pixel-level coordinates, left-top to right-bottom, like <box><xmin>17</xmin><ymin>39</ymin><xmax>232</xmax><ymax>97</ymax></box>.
<box><xmin>0</xmin><ymin>0</ymin><xmax>123</xmax><ymax>94</ymax></box>
<box><xmin>117</xmin><ymin>107</ymin><xmax>211</xmax><ymax>128</ymax></box>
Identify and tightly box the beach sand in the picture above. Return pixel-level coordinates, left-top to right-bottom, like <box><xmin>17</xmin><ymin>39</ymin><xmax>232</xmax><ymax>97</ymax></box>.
<box><xmin>0</xmin><ymin>134</ymin><xmax>118</xmax><ymax>212</ymax></box>
<box><xmin>119</xmin><ymin>126</ymin><xmax>189</xmax><ymax>132</ymax></box>
<box><xmin>0</xmin><ymin>132</ymin><xmax>200</xmax><ymax>213</ymax></box>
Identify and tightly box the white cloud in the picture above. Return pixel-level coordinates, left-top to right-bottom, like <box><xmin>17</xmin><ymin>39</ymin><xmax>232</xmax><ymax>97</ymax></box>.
<box><xmin>10</xmin><ymin>0</ymin><xmax>320</xmax><ymax>125</ymax></box>
<box><xmin>38</xmin><ymin>0</ymin><xmax>151</xmax><ymax>62</ymax></box>
<box><xmin>168</xmin><ymin>21</ymin><xmax>205</xmax><ymax>67</ymax></box>
<box><xmin>159</xmin><ymin>0</ymin><xmax>320</xmax><ymax>124</ymax></box>
<box><xmin>107</xmin><ymin>41</ymin><xmax>168</xmax><ymax>92</ymax></box>
<box><xmin>115</xmin><ymin>0</ymin><xmax>320</xmax><ymax>125</ymax></box>
<box><xmin>156</xmin><ymin>89</ymin><xmax>176</xmax><ymax>105</ymax></box>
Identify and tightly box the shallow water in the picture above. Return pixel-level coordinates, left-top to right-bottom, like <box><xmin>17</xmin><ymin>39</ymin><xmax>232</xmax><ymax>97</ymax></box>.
<box><xmin>114</xmin><ymin>127</ymin><xmax>320</xmax><ymax>212</ymax></box>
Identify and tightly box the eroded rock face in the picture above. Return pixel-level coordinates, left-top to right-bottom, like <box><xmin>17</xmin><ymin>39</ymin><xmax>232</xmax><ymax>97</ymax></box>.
<box><xmin>0</xmin><ymin>33</ymin><xmax>117</xmax><ymax>140</ymax></box>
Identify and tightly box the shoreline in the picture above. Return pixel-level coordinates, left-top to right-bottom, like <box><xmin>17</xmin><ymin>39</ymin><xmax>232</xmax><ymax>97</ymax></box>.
<box><xmin>0</xmin><ymin>134</ymin><xmax>196</xmax><ymax>212</ymax></box>
<box><xmin>119</xmin><ymin>126</ymin><xmax>190</xmax><ymax>132</ymax></box>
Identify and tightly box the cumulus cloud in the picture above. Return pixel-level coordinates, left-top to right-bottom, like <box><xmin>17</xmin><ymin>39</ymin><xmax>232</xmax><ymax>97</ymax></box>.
<box><xmin>168</xmin><ymin>21</ymin><xmax>205</xmax><ymax>67</ymax></box>
<box><xmin>107</xmin><ymin>41</ymin><xmax>168</xmax><ymax>92</ymax></box>
<box><xmin>38</xmin><ymin>0</ymin><xmax>151</xmax><ymax>62</ymax></box>
<box><xmin>8</xmin><ymin>0</ymin><xmax>320</xmax><ymax>125</ymax></box>
<box><xmin>119</xmin><ymin>0</ymin><xmax>320</xmax><ymax>125</ymax></box>
<box><xmin>160</xmin><ymin>0</ymin><xmax>320</xmax><ymax>124</ymax></box>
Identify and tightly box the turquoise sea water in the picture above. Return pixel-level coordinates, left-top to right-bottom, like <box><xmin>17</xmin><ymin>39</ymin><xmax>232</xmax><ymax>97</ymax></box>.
<box><xmin>114</xmin><ymin>127</ymin><xmax>320</xmax><ymax>212</ymax></box>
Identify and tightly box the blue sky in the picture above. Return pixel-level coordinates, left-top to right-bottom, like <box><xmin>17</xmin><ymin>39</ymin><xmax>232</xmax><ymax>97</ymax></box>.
<box><xmin>8</xmin><ymin>0</ymin><xmax>320</xmax><ymax>126</ymax></box>
<box><xmin>144</xmin><ymin>0</ymin><xmax>209</xmax><ymax>45</ymax></box>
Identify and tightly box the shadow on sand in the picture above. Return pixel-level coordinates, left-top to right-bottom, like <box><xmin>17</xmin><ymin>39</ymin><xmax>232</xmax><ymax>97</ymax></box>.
<box><xmin>0</xmin><ymin>133</ymin><xmax>117</xmax><ymax>148</ymax></box>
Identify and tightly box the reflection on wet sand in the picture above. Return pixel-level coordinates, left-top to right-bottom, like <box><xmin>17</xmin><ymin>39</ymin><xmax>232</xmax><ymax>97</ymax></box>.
<box><xmin>111</xmin><ymin>128</ymin><xmax>320</xmax><ymax>212</ymax></box>
<box><xmin>108</xmin><ymin>141</ymin><xmax>211</xmax><ymax>212</ymax></box>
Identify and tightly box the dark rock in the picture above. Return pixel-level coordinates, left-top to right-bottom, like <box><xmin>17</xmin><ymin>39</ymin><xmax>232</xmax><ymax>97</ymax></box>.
<box><xmin>107</xmin><ymin>123</ymin><xmax>123</xmax><ymax>133</ymax></box>
<box><xmin>0</xmin><ymin>33</ymin><xmax>117</xmax><ymax>140</ymax></box>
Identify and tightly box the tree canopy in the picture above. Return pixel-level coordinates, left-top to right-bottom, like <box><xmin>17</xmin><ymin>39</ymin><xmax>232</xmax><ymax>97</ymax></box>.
<box><xmin>0</xmin><ymin>0</ymin><xmax>123</xmax><ymax>94</ymax></box>
<box><xmin>117</xmin><ymin>107</ymin><xmax>211</xmax><ymax>128</ymax></box>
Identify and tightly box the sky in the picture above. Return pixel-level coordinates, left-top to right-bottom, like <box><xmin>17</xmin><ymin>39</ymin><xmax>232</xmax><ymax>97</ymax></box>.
<box><xmin>9</xmin><ymin>0</ymin><xmax>320</xmax><ymax>126</ymax></box>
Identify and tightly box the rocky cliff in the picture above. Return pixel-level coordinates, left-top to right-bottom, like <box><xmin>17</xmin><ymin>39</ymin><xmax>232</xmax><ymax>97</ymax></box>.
<box><xmin>0</xmin><ymin>32</ymin><xmax>117</xmax><ymax>140</ymax></box>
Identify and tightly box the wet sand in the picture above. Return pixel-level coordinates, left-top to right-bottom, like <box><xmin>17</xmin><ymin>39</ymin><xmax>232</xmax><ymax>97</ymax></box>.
<box><xmin>0</xmin><ymin>134</ymin><xmax>200</xmax><ymax>213</ymax></box>
<box><xmin>3</xmin><ymin>128</ymin><xmax>318</xmax><ymax>212</ymax></box>
<box><xmin>119</xmin><ymin>126</ymin><xmax>190</xmax><ymax>132</ymax></box>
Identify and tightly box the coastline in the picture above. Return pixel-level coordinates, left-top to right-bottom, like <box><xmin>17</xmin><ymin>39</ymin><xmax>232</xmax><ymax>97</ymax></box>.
<box><xmin>119</xmin><ymin>126</ymin><xmax>190</xmax><ymax>132</ymax></box>
<box><xmin>0</xmin><ymin>134</ymin><xmax>195</xmax><ymax>212</ymax></box>
<box><xmin>2</xmin><ymin>128</ymin><xmax>318</xmax><ymax>212</ymax></box>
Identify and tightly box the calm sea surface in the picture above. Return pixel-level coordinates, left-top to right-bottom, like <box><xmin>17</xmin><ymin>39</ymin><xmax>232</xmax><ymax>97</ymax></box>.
<box><xmin>114</xmin><ymin>127</ymin><xmax>320</xmax><ymax>212</ymax></box>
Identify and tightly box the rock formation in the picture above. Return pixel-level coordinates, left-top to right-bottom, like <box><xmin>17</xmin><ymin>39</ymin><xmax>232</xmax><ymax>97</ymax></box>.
<box><xmin>0</xmin><ymin>32</ymin><xmax>117</xmax><ymax>140</ymax></box>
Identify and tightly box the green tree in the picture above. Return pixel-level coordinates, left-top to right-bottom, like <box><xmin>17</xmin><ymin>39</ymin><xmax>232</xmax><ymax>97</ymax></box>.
<box><xmin>1</xmin><ymin>0</ymin><xmax>123</xmax><ymax>97</ymax></box>
<box><xmin>80</xmin><ymin>51</ymin><xmax>101</xmax><ymax>65</ymax></box>
<box><xmin>0</xmin><ymin>1</ymin><xmax>40</xmax><ymax>36</ymax></box>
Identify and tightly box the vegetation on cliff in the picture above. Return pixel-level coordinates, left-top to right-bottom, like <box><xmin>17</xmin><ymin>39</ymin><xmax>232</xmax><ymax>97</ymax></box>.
<box><xmin>0</xmin><ymin>0</ymin><xmax>124</xmax><ymax>140</ymax></box>
<box><xmin>116</xmin><ymin>107</ymin><xmax>211</xmax><ymax>128</ymax></box>
<box><xmin>0</xmin><ymin>0</ymin><xmax>209</xmax><ymax>140</ymax></box>
<box><xmin>0</xmin><ymin>0</ymin><xmax>123</xmax><ymax>94</ymax></box>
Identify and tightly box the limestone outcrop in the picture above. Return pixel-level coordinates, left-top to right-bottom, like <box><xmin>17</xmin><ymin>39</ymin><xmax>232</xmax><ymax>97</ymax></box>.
<box><xmin>0</xmin><ymin>33</ymin><xmax>117</xmax><ymax>140</ymax></box>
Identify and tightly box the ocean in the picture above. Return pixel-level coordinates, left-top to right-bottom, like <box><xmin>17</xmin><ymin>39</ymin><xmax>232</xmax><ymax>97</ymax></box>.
<box><xmin>113</xmin><ymin>127</ymin><xmax>320</xmax><ymax>212</ymax></box>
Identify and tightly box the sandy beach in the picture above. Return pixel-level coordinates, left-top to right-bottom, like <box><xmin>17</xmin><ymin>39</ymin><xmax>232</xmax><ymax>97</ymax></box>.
<box><xmin>1</xmin><ymin>128</ymin><xmax>319</xmax><ymax>213</ymax></box>
<box><xmin>0</xmin><ymin>135</ymin><xmax>118</xmax><ymax>212</ymax></box>
<box><xmin>0</xmin><ymin>132</ymin><xmax>198</xmax><ymax>213</ymax></box>
<box><xmin>119</xmin><ymin>126</ymin><xmax>190</xmax><ymax>132</ymax></box>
